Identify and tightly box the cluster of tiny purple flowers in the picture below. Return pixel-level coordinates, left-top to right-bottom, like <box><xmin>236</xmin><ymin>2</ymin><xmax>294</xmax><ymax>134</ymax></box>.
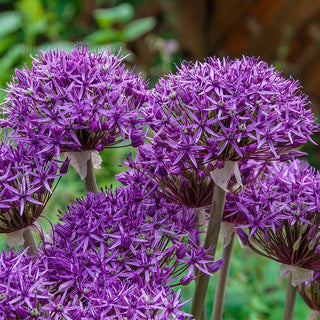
<box><xmin>2</xmin><ymin>45</ymin><xmax>148</xmax><ymax>157</ymax></box>
<box><xmin>230</xmin><ymin>159</ymin><xmax>320</xmax><ymax>271</ymax></box>
<box><xmin>0</xmin><ymin>138</ymin><xmax>68</xmax><ymax>234</ymax></box>
<box><xmin>0</xmin><ymin>185</ymin><xmax>221</xmax><ymax>319</ymax></box>
<box><xmin>145</xmin><ymin>56</ymin><xmax>317</xmax><ymax>165</ymax></box>
<box><xmin>299</xmin><ymin>272</ymin><xmax>320</xmax><ymax>315</ymax></box>
<box><xmin>128</xmin><ymin>56</ymin><xmax>319</xmax><ymax>216</ymax></box>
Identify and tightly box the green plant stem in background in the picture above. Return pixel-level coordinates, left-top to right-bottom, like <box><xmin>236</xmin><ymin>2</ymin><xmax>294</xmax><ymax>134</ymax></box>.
<box><xmin>23</xmin><ymin>229</ymin><xmax>38</xmax><ymax>256</ymax></box>
<box><xmin>190</xmin><ymin>185</ymin><xmax>227</xmax><ymax>320</ymax></box>
<box><xmin>84</xmin><ymin>157</ymin><xmax>99</xmax><ymax>194</ymax></box>
<box><xmin>211</xmin><ymin>230</ymin><xmax>235</xmax><ymax>320</ymax></box>
<box><xmin>283</xmin><ymin>273</ymin><xmax>298</xmax><ymax>320</ymax></box>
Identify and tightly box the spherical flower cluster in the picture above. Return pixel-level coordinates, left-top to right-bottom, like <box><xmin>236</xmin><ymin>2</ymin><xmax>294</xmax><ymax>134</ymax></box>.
<box><xmin>145</xmin><ymin>56</ymin><xmax>318</xmax><ymax>167</ymax></box>
<box><xmin>231</xmin><ymin>159</ymin><xmax>320</xmax><ymax>271</ymax></box>
<box><xmin>2</xmin><ymin>45</ymin><xmax>148</xmax><ymax>158</ymax></box>
<box><xmin>299</xmin><ymin>272</ymin><xmax>320</xmax><ymax>315</ymax></box>
<box><xmin>38</xmin><ymin>185</ymin><xmax>221</xmax><ymax>318</ymax></box>
<box><xmin>0</xmin><ymin>139</ymin><xmax>68</xmax><ymax>235</ymax></box>
<box><xmin>0</xmin><ymin>249</ymin><xmax>79</xmax><ymax>320</ymax></box>
<box><xmin>0</xmin><ymin>184</ymin><xmax>222</xmax><ymax>319</ymax></box>
<box><xmin>117</xmin><ymin>146</ymin><xmax>215</xmax><ymax>209</ymax></box>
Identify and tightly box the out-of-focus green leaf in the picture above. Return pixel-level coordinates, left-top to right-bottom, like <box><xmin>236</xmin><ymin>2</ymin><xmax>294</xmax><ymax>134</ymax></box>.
<box><xmin>0</xmin><ymin>11</ymin><xmax>22</xmax><ymax>38</ymax></box>
<box><xmin>94</xmin><ymin>3</ymin><xmax>134</xmax><ymax>28</ymax></box>
<box><xmin>0</xmin><ymin>35</ymin><xmax>17</xmax><ymax>56</ymax></box>
<box><xmin>87</xmin><ymin>29</ymin><xmax>123</xmax><ymax>44</ymax></box>
<box><xmin>27</xmin><ymin>19</ymin><xmax>48</xmax><ymax>36</ymax></box>
<box><xmin>123</xmin><ymin>17</ymin><xmax>156</xmax><ymax>41</ymax></box>
<box><xmin>0</xmin><ymin>43</ymin><xmax>26</xmax><ymax>71</ymax></box>
<box><xmin>0</xmin><ymin>89</ymin><xmax>6</xmax><ymax>104</ymax></box>
<box><xmin>16</xmin><ymin>0</ymin><xmax>45</xmax><ymax>23</ymax></box>
<box><xmin>36</xmin><ymin>41</ymin><xmax>75</xmax><ymax>53</ymax></box>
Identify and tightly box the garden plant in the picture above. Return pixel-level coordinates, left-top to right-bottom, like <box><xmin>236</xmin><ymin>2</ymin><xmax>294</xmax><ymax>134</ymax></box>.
<box><xmin>0</xmin><ymin>44</ymin><xmax>319</xmax><ymax>320</ymax></box>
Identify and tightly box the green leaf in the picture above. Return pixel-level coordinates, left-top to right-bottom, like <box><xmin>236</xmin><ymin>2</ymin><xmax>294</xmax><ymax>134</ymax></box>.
<box><xmin>36</xmin><ymin>41</ymin><xmax>75</xmax><ymax>53</ymax></box>
<box><xmin>94</xmin><ymin>3</ymin><xmax>134</xmax><ymax>28</ymax></box>
<box><xmin>0</xmin><ymin>11</ymin><xmax>22</xmax><ymax>38</ymax></box>
<box><xmin>123</xmin><ymin>17</ymin><xmax>156</xmax><ymax>41</ymax></box>
<box><xmin>16</xmin><ymin>0</ymin><xmax>46</xmax><ymax>23</ymax></box>
<box><xmin>86</xmin><ymin>29</ymin><xmax>123</xmax><ymax>44</ymax></box>
<box><xmin>0</xmin><ymin>34</ymin><xmax>17</xmax><ymax>56</ymax></box>
<box><xmin>0</xmin><ymin>43</ymin><xmax>26</xmax><ymax>70</ymax></box>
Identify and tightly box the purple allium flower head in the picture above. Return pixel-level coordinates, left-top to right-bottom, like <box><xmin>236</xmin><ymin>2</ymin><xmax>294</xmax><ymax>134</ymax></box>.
<box><xmin>0</xmin><ymin>139</ymin><xmax>68</xmax><ymax>235</ymax></box>
<box><xmin>38</xmin><ymin>185</ymin><xmax>221</xmax><ymax>318</ymax></box>
<box><xmin>117</xmin><ymin>145</ymin><xmax>216</xmax><ymax>209</ymax></box>
<box><xmin>146</xmin><ymin>56</ymin><xmax>318</xmax><ymax>165</ymax></box>
<box><xmin>231</xmin><ymin>159</ymin><xmax>320</xmax><ymax>271</ymax></box>
<box><xmin>299</xmin><ymin>272</ymin><xmax>320</xmax><ymax>312</ymax></box>
<box><xmin>2</xmin><ymin>45</ymin><xmax>148</xmax><ymax>158</ymax></box>
<box><xmin>0</xmin><ymin>249</ymin><xmax>85</xmax><ymax>320</ymax></box>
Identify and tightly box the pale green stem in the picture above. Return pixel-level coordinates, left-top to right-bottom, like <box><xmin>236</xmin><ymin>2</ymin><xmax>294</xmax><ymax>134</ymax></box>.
<box><xmin>83</xmin><ymin>157</ymin><xmax>99</xmax><ymax>194</ymax></box>
<box><xmin>190</xmin><ymin>185</ymin><xmax>227</xmax><ymax>320</ymax></box>
<box><xmin>283</xmin><ymin>272</ymin><xmax>298</xmax><ymax>320</ymax></box>
<box><xmin>23</xmin><ymin>229</ymin><xmax>38</xmax><ymax>256</ymax></box>
<box><xmin>211</xmin><ymin>230</ymin><xmax>235</xmax><ymax>320</ymax></box>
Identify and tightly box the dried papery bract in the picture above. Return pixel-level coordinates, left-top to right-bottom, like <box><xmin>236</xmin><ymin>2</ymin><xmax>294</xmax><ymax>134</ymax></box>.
<box><xmin>144</xmin><ymin>56</ymin><xmax>319</xmax><ymax>319</ymax></box>
<box><xmin>2</xmin><ymin>45</ymin><xmax>148</xmax><ymax>193</ymax></box>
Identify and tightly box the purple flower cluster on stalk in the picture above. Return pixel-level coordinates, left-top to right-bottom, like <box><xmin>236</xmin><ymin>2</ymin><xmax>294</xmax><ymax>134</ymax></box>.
<box><xmin>230</xmin><ymin>159</ymin><xmax>320</xmax><ymax>271</ymax></box>
<box><xmin>2</xmin><ymin>45</ymin><xmax>148</xmax><ymax>158</ymax></box>
<box><xmin>299</xmin><ymin>272</ymin><xmax>320</xmax><ymax>313</ymax></box>
<box><xmin>0</xmin><ymin>249</ymin><xmax>79</xmax><ymax>320</ymax></box>
<box><xmin>0</xmin><ymin>185</ymin><xmax>222</xmax><ymax>319</ymax></box>
<box><xmin>0</xmin><ymin>139</ymin><xmax>68</xmax><ymax>234</ymax></box>
<box><xmin>146</xmin><ymin>56</ymin><xmax>318</xmax><ymax>165</ymax></box>
<box><xmin>41</xmin><ymin>185</ymin><xmax>220</xmax><ymax>317</ymax></box>
<box><xmin>126</xmin><ymin>56</ymin><xmax>319</xmax><ymax>214</ymax></box>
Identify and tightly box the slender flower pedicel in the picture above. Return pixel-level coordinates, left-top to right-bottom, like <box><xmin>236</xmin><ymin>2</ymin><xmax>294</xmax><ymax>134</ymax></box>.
<box><xmin>143</xmin><ymin>56</ymin><xmax>318</xmax><ymax>319</ymax></box>
<box><xmin>2</xmin><ymin>45</ymin><xmax>148</xmax><ymax>193</ymax></box>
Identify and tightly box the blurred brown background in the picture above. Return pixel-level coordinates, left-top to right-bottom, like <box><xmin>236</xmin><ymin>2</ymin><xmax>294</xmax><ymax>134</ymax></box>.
<box><xmin>133</xmin><ymin>0</ymin><xmax>320</xmax><ymax>111</ymax></box>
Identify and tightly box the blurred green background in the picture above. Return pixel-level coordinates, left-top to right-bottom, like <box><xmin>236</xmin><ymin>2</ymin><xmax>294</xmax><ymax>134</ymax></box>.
<box><xmin>0</xmin><ymin>0</ymin><xmax>316</xmax><ymax>319</ymax></box>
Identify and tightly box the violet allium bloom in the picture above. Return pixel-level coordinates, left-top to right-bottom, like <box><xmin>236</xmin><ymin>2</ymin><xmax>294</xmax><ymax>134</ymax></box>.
<box><xmin>230</xmin><ymin>159</ymin><xmax>320</xmax><ymax>271</ymax></box>
<box><xmin>2</xmin><ymin>45</ymin><xmax>148</xmax><ymax>157</ymax></box>
<box><xmin>39</xmin><ymin>185</ymin><xmax>221</xmax><ymax>318</ymax></box>
<box><xmin>0</xmin><ymin>140</ymin><xmax>68</xmax><ymax>234</ymax></box>
<box><xmin>0</xmin><ymin>249</ymin><xmax>79</xmax><ymax>320</ymax></box>
<box><xmin>145</xmin><ymin>56</ymin><xmax>318</xmax><ymax>167</ymax></box>
<box><xmin>299</xmin><ymin>272</ymin><xmax>320</xmax><ymax>313</ymax></box>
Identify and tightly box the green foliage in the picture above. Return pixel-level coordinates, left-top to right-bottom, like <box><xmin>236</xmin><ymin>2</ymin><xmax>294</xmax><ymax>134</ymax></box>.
<box><xmin>95</xmin><ymin>4</ymin><xmax>135</xmax><ymax>27</ymax></box>
<box><xmin>0</xmin><ymin>0</ymin><xmax>155</xmax><ymax>92</ymax></box>
<box><xmin>88</xmin><ymin>3</ymin><xmax>155</xmax><ymax>45</ymax></box>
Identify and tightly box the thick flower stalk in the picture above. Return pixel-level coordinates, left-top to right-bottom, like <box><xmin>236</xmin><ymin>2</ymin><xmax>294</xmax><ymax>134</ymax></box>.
<box><xmin>144</xmin><ymin>56</ymin><xmax>318</xmax><ymax>319</ymax></box>
<box><xmin>231</xmin><ymin>159</ymin><xmax>320</xmax><ymax>320</ymax></box>
<box><xmin>0</xmin><ymin>140</ymin><xmax>68</xmax><ymax>255</ymax></box>
<box><xmin>2</xmin><ymin>45</ymin><xmax>148</xmax><ymax>192</ymax></box>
